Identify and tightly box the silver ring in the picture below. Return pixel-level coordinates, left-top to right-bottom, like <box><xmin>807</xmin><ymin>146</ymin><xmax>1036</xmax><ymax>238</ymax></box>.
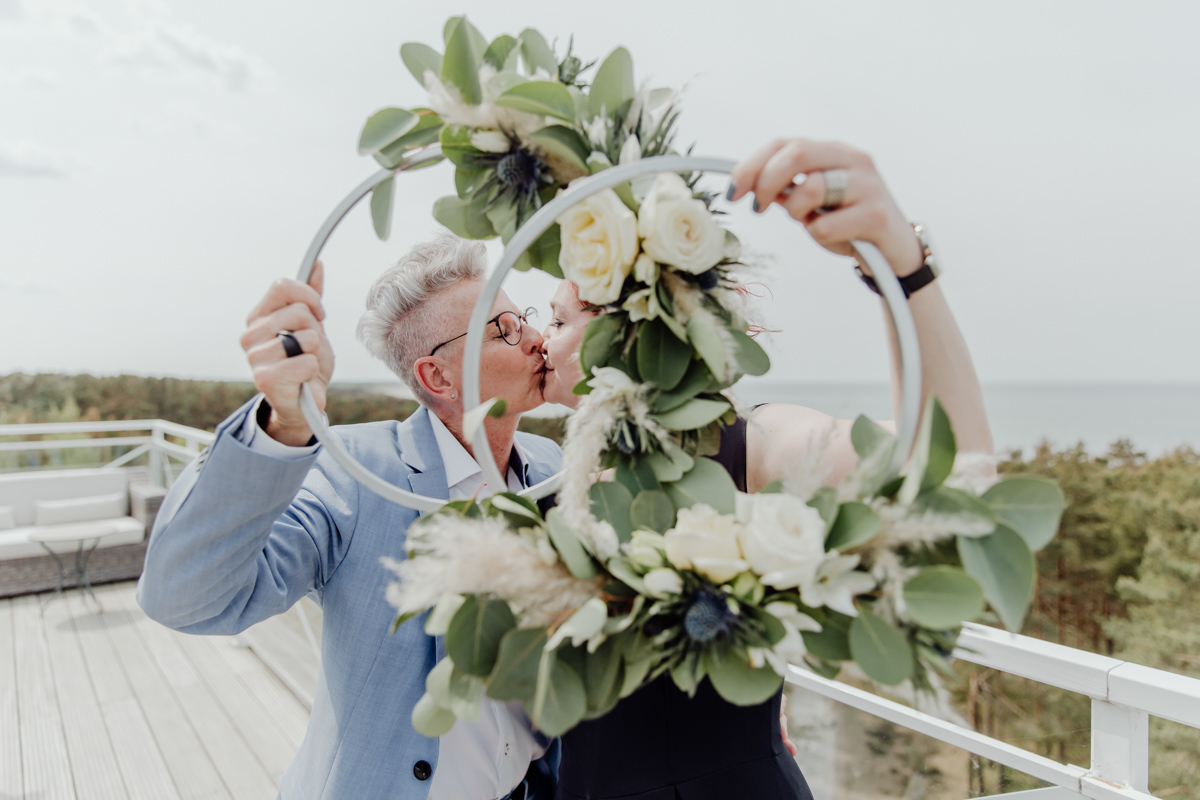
<box><xmin>278</xmin><ymin>331</ymin><xmax>303</xmax><ymax>358</ymax></box>
<box><xmin>820</xmin><ymin>168</ymin><xmax>849</xmax><ymax>212</ymax></box>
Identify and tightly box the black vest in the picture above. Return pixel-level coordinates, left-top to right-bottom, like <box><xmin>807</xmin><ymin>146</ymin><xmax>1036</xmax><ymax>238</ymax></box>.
<box><xmin>555</xmin><ymin>418</ymin><xmax>814</xmax><ymax>800</ymax></box>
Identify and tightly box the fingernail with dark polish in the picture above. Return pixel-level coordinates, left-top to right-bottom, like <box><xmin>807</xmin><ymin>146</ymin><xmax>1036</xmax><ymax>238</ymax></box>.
<box><xmin>725</xmin><ymin>182</ymin><xmax>736</xmax><ymax>201</ymax></box>
<box><xmin>752</xmin><ymin>198</ymin><xmax>760</xmax><ymax>213</ymax></box>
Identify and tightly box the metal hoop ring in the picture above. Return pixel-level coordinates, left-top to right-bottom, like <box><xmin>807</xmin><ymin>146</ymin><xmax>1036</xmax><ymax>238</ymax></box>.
<box><xmin>295</xmin><ymin>147</ymin><xmax>921</xmax><ymax>511</ymax></box>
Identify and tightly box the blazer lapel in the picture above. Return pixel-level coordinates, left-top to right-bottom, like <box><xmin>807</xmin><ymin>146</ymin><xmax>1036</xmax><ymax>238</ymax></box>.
<box><xmin>395</xmin><ymin>406</ymin><xmax>450</xmax><ymax>512</ymax></box>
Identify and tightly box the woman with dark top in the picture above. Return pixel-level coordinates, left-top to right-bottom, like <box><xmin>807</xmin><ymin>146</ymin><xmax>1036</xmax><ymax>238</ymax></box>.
<box><xmin>537</xmin><ymin>138</ymin><xmax>994</xmax><ymax>799</ymax></box>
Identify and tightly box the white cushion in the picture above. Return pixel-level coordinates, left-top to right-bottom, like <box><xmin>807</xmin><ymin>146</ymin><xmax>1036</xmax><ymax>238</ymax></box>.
<box><xmin>35</xmin><ymin>492</ymin><xmax>127</xmax><ymax>526</ymax></box>
<box><xmin>0</xmin><ymin>468</ymin><xmax>131</xmax><ymax>526</ymax></box>
<box><xmin>0</xmin><ymin>517</ymin><xmax>145</xmax><ymax>560</ymax></box>
<box><xmin>0</xmin><ymin>506</ymin><xmax>13</xmax><ymax>530</ymax></box>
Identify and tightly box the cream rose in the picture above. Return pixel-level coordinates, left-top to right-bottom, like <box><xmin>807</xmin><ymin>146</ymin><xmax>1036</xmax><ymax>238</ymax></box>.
<box><xmin>636</xmin><ymin>173</ymin><xmax>727</xmax><ymax>275</ymax></box>
<box><xmin>557</xmin><ymin>188</ymin><xmax>639</xmax><ymax>305</ymax></box>
<box><xmin>735</xmin><ymin>493</ymin><xmax>827</xmax><ymax>590</ymax></box>
<box><xmin>663</xmin><ymin>504</ymin><xmax>749</xmax><ymax>584</ymax></box>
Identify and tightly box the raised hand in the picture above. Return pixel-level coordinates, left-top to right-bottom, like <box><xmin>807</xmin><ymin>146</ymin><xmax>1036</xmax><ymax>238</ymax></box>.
<box><xmin>729</xmin><ymin>138</ymin><xmax>923</xmax><ymax>278</ymax></box>
<box><xmin>239</xmin><ymin>262</ymin><xmax>335</xmax><ymax>446</ymax></box>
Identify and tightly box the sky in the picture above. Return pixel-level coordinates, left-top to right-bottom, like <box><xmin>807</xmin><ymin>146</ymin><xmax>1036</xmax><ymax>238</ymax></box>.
<box><xmin>1</xmin><ymin>0</ymin><xmax>1198</xmax><ymax>387</ymax></box>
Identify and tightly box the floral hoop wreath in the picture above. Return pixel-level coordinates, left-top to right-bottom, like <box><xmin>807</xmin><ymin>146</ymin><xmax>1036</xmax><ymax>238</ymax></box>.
<box><xmin>292</xmin><ymin>147</ymin><xmax>922</xmax><ymax>508</ymax></box>
<box><xmin>297</xmin><ymin>17</ymin><xmax>1065</xmax><ymax>738</ymax></box>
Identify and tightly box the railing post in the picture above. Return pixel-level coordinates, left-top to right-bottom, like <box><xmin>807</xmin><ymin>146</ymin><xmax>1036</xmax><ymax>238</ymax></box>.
<box><xmin>150</xmin><ymin>424</ymin><xmax>167</xmax><ymax>488</ymax></box>
<box><xmin>1090</xmin><ymin>698</ymin><xmax>1150</xmax><ymax>792</ymax></box>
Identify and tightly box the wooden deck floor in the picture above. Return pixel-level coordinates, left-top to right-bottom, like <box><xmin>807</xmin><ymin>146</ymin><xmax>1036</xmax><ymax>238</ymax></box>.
<box><xmin>1</xmin><ymin>581</ymin><xmax>310</xmax><ymax>800</ymax></box>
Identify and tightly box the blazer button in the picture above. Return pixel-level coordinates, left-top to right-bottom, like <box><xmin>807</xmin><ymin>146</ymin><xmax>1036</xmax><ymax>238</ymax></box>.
<box><xmin>413</xmin><ymin>760</ymin><xmax>432</xmax><ymax>781</ymax></box>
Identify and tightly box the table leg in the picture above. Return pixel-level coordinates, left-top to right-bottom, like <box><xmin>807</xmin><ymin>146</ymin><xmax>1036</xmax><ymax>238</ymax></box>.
<box><xmin>38</xmin><ymin>544</ymin><xmax>69</xmax><ymax>616</ymax></box>
<box><xmin>76</xmin><ymin>539</ymin><xmax>103</xmax><ymax>613</ymax></box>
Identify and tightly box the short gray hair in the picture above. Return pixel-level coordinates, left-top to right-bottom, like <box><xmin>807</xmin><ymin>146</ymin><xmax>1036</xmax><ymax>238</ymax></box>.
<box><xmin>356</xmin><ymin>234</ymin><xmax>487</xmax><ymax>405</ymax></box>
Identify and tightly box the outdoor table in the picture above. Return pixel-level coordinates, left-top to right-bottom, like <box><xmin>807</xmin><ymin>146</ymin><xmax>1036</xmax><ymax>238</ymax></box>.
<box><xmin>28</xmin><ymin>525</ymin><xmax>122</xmax><ymax>613</ymax></box>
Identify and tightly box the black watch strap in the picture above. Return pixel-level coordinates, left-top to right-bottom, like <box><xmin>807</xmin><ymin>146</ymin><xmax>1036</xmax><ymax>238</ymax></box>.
<box><xmin>855</xmin><ymin>262</ymin><xmax>937</xmax><ymax>299</ymax></box>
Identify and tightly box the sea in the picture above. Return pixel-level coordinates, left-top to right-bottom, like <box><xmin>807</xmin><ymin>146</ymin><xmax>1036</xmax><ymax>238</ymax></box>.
<box><xmin>357</xmin><ymin>381</ymin><xmax>1200</xmax><ymax>457</ymax></box>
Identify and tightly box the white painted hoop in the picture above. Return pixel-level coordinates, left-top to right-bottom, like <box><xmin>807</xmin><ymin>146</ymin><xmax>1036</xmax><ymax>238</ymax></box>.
<box><xmin>297</xmin><ymin>147</ymin><xmax>922</xmax><ymax>511</ymax></box>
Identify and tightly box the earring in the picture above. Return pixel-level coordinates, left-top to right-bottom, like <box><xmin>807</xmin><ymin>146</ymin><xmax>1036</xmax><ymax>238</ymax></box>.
<box><xmin>450</xmin><ymin>393</ymin><xmax>457</xmax><ymax>400</ymax></box>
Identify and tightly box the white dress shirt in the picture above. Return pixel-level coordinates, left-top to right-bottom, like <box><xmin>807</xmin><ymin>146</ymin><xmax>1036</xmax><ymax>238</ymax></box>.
<box><xmin>239</xmin><ymin>398</ymin><xmax>544</xmax><ymax>799</ymax></box>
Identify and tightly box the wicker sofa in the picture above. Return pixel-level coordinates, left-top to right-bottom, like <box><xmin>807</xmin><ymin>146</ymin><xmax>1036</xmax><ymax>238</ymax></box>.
<box><xmin>0</xmin><ymin>467</ymin><xmax>165</xmax><ymax>598</ymax></box>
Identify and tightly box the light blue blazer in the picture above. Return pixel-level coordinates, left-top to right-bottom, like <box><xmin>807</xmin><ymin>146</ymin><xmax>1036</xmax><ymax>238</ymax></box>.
<box><xmin>136</xmin><ymin>398</ymin><xmax>563</xmax><ymax>800</ymax></box>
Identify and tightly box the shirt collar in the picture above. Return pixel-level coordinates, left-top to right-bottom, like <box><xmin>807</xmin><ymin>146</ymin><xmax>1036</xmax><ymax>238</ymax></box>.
<box><xmin>427</xmin><ymin>412</ymin><xmax>529</xmax><ymax>489</ymax></box>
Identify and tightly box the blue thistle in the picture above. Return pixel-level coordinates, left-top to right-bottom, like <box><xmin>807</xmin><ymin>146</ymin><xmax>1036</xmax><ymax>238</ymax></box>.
<box><xmin>683</xmin><ymin>587</ymin><xmax>736</xmax><ymax>643</ymax></box>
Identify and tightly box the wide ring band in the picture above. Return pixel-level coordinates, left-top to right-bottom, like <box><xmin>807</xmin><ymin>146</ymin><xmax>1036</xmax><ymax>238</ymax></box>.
<box><xmin>819</xmin><ymin>168</ymin><xmax>849</xmax><ymax>212</ymax></box>
<box><xmin>278</xmin><ymin>331</ymin><xmax>303</xmax><ymax>358</ymax></box>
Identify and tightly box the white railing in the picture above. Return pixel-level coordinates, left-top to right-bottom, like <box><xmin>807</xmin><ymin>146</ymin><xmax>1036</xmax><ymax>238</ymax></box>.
<box><xmin>786</xmin><ymin>621</ymin><xmax>1200</xmax><ymax>800</ymax></box>
<box><xmin>0</xmin><ymin>419</ymin><xmax>215</xmax><ymax>487</ymax></box>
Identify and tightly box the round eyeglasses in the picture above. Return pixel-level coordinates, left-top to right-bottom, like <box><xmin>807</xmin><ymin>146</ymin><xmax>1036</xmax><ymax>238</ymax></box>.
<box><xmin>429</xmin><ymin>307</ymin><xmax>537</xmax><ymax>357</ymax></box>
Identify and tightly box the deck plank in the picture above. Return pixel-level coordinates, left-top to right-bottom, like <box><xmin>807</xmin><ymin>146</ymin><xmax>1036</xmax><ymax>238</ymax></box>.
<box><xmin>12</xmin><ymin>593</ymin><xmax>77</xmax><ymax>800</ymax></box>
<box><xmin>64</xmin><ymin>590</ymin><xmax>180</xmax><ymax>800</ymax></box>
<box><xmin>0</xmin><ymin>599</ymin><xmax>24</xmax><ymax>799</ymax></box>
<box><xmin>169</xmin><ymin>627</ymin><xmax>300</xmax><ymax>782</ymax></box>
<box><xmin>40</xmin><ymin>595</ymin><xmax>127</xmax><ymax>799</ymax></box>
<box><xmin>208</xmin><ymin>635</ymin><xmax>309</xmax><ymax>752</ymax></box>
<box><xmin>93</xmin><ymin>585</ymin><xmax>231</xmax><ymax>800</ymax></box>
<box><xmin>108</xmin><ymin>586</ymin><xmax>279</xmax><ymax>799</ymax></box>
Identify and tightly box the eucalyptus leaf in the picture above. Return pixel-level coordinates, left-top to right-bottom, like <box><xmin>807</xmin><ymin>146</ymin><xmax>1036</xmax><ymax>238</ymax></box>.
<box><xmin>802</xmin><ymin>609</ymin><xmax>853</xmax><ymax>661</ymax></box>
<box><xmin>400</xmin><ymin>43</ymin><xmax>443</xmax><ymax>86</ymax></box>
<box><xmin>358</xmin><ymin>108</ymin><xmax>419</xmax><ymax>155</ymax></box>
<box><xmin>411</xmin><ymin>691</ymin><xmax>457</xmax><ymax>737</ymax></box>
<box><xmin>488</xmin><ymin>494</ymin><xmax>541</xmax><ymax>522</ymax></box>
<box><xmin>729</xmin><ymin>329</ymin><xmax>770</xmax><ymax>376</ymax></box>
<box><xmin>824</xmin><ymin>502</ymin><xmax>882</xmax><ymax>551</ymax></box>
<box><xmin>957</xmin><ymin>523</ymin><xmax>1036</xmax><ymax>632</ymax></box>
<box><xmin>654</xmin><ymin>360</ymin><xmax>708</xmax><ymax>413</ymax></box>
<box><xmin>614</xmin><ymin>459</ymin><xmax>660</xmax><ymax>497</ymax></box>
<box><xmin>686</xmin><ymin>318</ymin><xmax>728</xmax><ymax>382</ymax></box>
<box><xmin>442</xmin><ymin>18</ymin><xmax>482</xmax><ymax>104</ymax></box>
<box><xmin>898</xmin><ymin>396</ymin><xmax>956</xmax><ymax>504</ymax></box>
<box><xmin>443</xmin><ymin>17</ymin><xmax>488</xmax><ymax>55</ymax></box>
<box><xmin>369</xmin><ymin>176</ymin><xmax>394</xmax><ymax>240</ymax></box>
<box><xmin>528</xmin><ymin>125</ymin><xmax>591</xmax><ymax>173</ymax></box>
<box><xmin>903</xmin><ymin>566</ymin><xmax>985</xmax><ymax>629</ymax></box>
<box><xmin>636</xmin><ymin>319</ymin><xmax>692</xmax><ymax>392</ymax></box>
<box><xmin>496</xmin><ymin>81</ymin><xmax>576</xmax><ymax>121</ymax></box>
<box><xmin>663</xmin><ymin>457</ymin><xmax>737</xmax><ymax>515</ymax></box>
<box><xmin>439</xmin><ymin>124</ymin><xmax>480</xmax><ymax>168</ymax></box>
<box><xmin>588</xmin><ymin>47</ymin><xmax>635</xmax><ymax>119</ymax></box>
<box><xmin>704</xmin><ymin>647</ymin><xmax>785</xmax><ymax>705</ymax></box>
<box><xmin>517</xmin><ymin>28</ymin><xmax>557</xmax><ymax>75</ymax></box>
<box><xmin>849</xmin><ymin>606</ymin><xmax>914</xmax><ymax>685</ymax></box>
<box><xmin>807</xmin><ymin>487</ymin><xmax>840</xmax><ymax>526</ymax></box>
<box><xmin>581</xmin><ymin>639</ymin><xmax>625</xmax><ymax>717</ymax></box>
<box><xmin>646</xmin><ymin>441</ymin><xmax>694</xmax><ymax>483</ymax></box>
<box><xmin>545</xmin><ymin>508</ymin><xmax>601</xmax><ymax>578</ymax></box>
<box><xmin>426</xmin><ymin>657</ymin><xmax>483</xmax><ymax>721</ymax></box>
<box><xmin>652</xmin><ymin>397</ymin><xmax>730</xmax><ymax>432</ymax></box>
<box><xmin>851</xmin><ymin>415</ymin><xmax>895</xmax><ymax>461</ymax></box>
<box><xmin>446</xmin><ymin>595</ymin><xmax>517</xmax><ymax>676</ymax></box>
<box><xmin>530</xmin><ymin>651</ymin><xmax>588</xmax><ymax>737</ymax></box>
<box><xmin>912</xmin><ymin>486</ymin><xmax>998</xmax><ymax>536</ymax></box>
<box><xmin>482</xmin><ymin>34</ymin><xmax>518</xmax><ymax>69</ymax></box>
<box><xmin>579</xmin><ymin>313</ymin><xmax>624</xmax><ymax>376</ymax></box>
<box><xmin>433</xmin><ymin>193</ymin><xmax>497</xmax><ymax>240</ymax></box>
<box><xmin>525</xmin><ymin>224</ymin><xmax>563</xmax><ymax>278</ymax></box>
<box><xmin>981</xmin><ymin>476</ymin><xmax>1065</xmax><ymax>551</ymax></box>
<box><xmin>488</xmin><ymin>627</ymin><xmax>547</xmax><ymax>701</ymax></box>
<box><xmin>589</xmin><ymin>481</ymin><xmax>634</xmax><ymax>542</ymax></box>
<box><xmin>631</xmin><ymin>490</ymin><xmax>675</xmax><ymax>532</ymax></box>
<box><xmin>375</xmin><ymin>110</ymin><xmax>444</xmax><ymax>168</ymax></box>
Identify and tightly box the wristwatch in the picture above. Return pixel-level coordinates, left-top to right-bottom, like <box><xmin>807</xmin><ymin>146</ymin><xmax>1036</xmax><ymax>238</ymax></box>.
<box><xmin>855</xmin><ymin>223</ymin><xmax>940</xmax><ymax>299</ymax></box>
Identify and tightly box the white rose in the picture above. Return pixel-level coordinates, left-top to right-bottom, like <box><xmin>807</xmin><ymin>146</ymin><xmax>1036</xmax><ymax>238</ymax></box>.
<box><xmin>624</xmin><ymin>530</ymin><xmax>667</xmax><ymax>569</ymax></box>
<box><xmin>633</xmin><ymin>253</ymin><xmax>659</xmax><ymax>285</ymax></box>
<box><xmin>643</xmin><ymin>568</ymin><xmax>684</xmax><ymax>598</ymax></box>
<box><xmin>664</xmin><ymin>504</ymin><xmax>749</xmax><ymax>584</ymax></box>
<box><xmin>557</xmin><ymin>188</ymin><xmax>639</xmax><ymax>304</ymax></box>
<box><xmin>735</xmin><ymin>493</ymin><xmax>827</xmax><ymax>590</ymax></box>
<box><xmin>636</xmin><ymin>173</ymin><xmax>727</xmax><ymax>275</ymax></box>
<box><xmin>469</xmin><ymin>129</ymin><xmax>510</xmax><ymax>153</ymax></box>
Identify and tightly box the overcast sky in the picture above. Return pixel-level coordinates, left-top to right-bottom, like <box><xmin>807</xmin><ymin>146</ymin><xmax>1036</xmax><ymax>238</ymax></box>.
<box><xmin>2</xmin><ymin>0</ymin><xmax>1197</xmax><ymax>386</ymax></box>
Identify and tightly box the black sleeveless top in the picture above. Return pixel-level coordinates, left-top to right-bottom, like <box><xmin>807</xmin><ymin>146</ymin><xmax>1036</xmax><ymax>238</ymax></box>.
<box><xmin>554</xmin><ymin>418</ymin><xmax>813</xmax><ymax>800</ymax></box>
